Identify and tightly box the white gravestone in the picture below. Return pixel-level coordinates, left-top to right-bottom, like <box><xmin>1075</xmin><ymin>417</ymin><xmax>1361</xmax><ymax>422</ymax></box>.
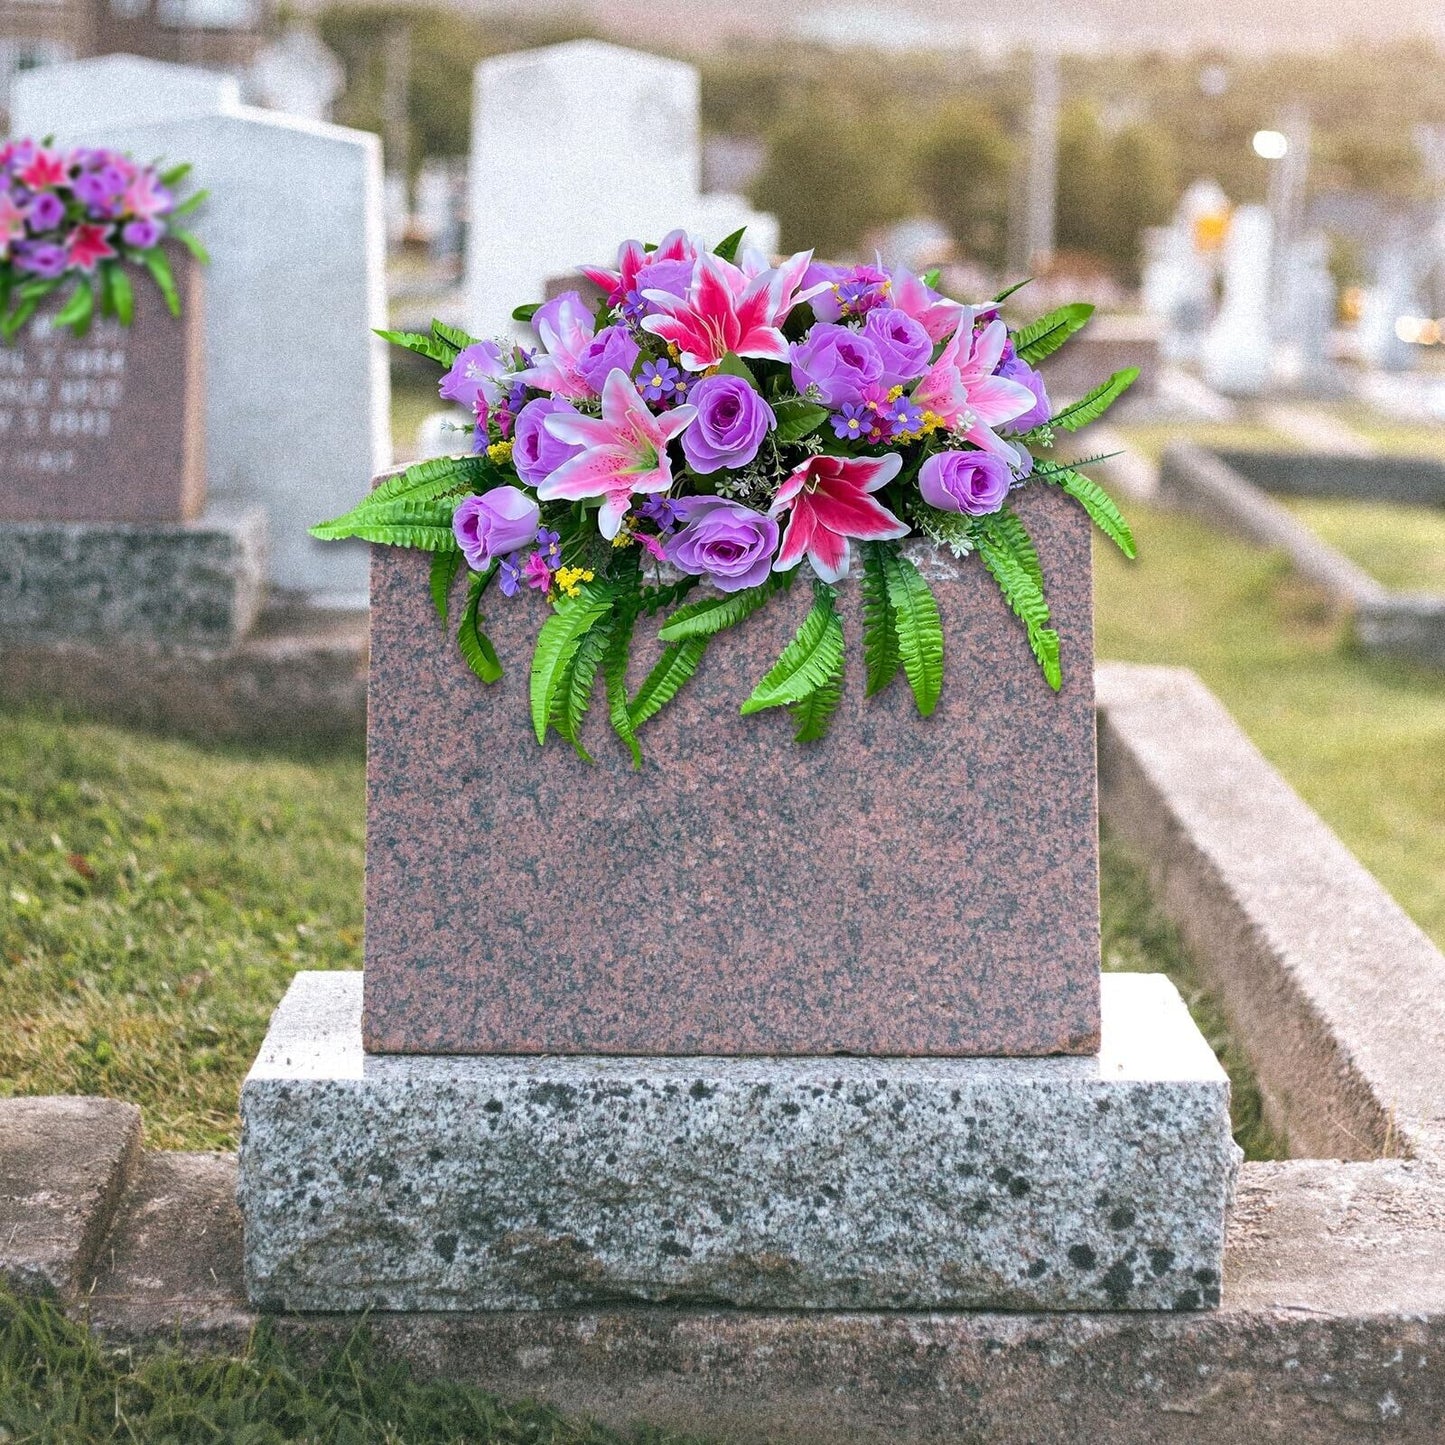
<box><xmin>247</xmin><ymin>28</ymin><xmax>346</xmax><ymax>124</ymax></box>
<box><xmin>15</xmin><ymin>55</ymin><xmax>389</xmax><ymax>609</ymax></box>
<box><xmin>1201</xmin><ymin>205</ymin><xmax>1275</xmax><ymax>398</ymax></box>
<box><xmin>467</xmin><ymin>42</ymin><xmax>778</xmax><ymax>341</ymax></box>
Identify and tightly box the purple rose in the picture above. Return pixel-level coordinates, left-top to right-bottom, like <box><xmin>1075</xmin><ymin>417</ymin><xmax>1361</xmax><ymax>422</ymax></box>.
<box><xmin>664</xmin><ymin>498</ymin><xmax>779</xmax><ymax>592</ymax></box>
<box><xmin>575</xmin><ymin>324</ymin><xmax>640</xmax><ymax>396</ymax></box>
<box><xmin>120</xmin><ymin>218</ymin><xmax>163</xmax><ymax>249</ymax></box>
<box><xmin>996</xmin><ymin>356</ymin><xmax>1051</xmax><ymax>431</ymax></box>
<box><xmin>452</xmin><ymin>485</ymin><xmax>540</xmax><ymax>571</ymax></box>
<box><xmin>512</xmin><ymin>397</ymin><xmax>584</xmax><ymax>486</ymax></box>
<box><xmin>26</xmin><ymin>192</ymin><xmax>64</xmax><ymax>232</ymax></box>
<box><xmin>863</xmin><ymin>307</ymin><xmax>933</xmax><ymax>386</ymax></box>
<box><xmin>918</xmin><ymin>450</ymin><xmax>1012</xmax><ymax>516</ymax></box>
<box><xmin>680</xmin><ymin>374</ymin><xmax>774</xmax><ymax>474</ymax></box>
<box><xmin>71</xmin><ymin>172</ymin><xmax>112</xmax><ymax>209</ymax></box>
<box><xmin>439</xmin><ymin>339</ymin><xmax>506</xmax><ymax>412</ymax></box>
<box><xmin>634</xmin><ymin>255</ymin><xmax>693</xmax><ymax>302</ymax></box>
<box><xmin>790</xmin><ymin>323</ymin><xmax>885</xmax><ymax>407</ymax></box>
<box><xmin>12</xmin><ymin>241</ymin><xmax>66</xmax><ymax>279</ymax></box>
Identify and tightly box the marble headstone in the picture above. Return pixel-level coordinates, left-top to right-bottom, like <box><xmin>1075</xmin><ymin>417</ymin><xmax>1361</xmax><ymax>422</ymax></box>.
<box><xmin>1202</xmin><ymin>205</ymin><xmax>1274</xmax><ymax>398</ymax></box>
<box><xmin>14</xmin><ymin>55</ymin><xmax>390</xmax><ymax>608</ymax></box>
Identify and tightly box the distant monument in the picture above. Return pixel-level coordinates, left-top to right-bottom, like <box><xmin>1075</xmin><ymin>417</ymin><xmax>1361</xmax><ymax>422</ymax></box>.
<box><xmin>1202</xmin><ymin>206</ymin><xmax>1275</xmax><ymax>397</ymax></box>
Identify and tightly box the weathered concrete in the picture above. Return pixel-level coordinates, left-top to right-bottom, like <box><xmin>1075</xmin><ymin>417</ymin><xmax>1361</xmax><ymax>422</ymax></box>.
<box><xmin>240</xmin><ymin>970</ymin><xmax>1237</xmax><ymax>1313</ymax></box>
<box><xmin>1096</xmin><ymin>661</ymin><xmax>1445</xmax><ymax>1166</ymax></box>
<box><xmin>0</xmin><ymin>507</ymin><xmax>267</xmax><ymax>650</ymax></box>
<box><xmin>0</xmin><ymin>1097</ymin><xmax>140</xmax><ymax>1297</ymax></box>
<box><xmin>75</xmin><ymin>1148</ymin><xmax>1445</xmax><ymax>1442</ymax></box>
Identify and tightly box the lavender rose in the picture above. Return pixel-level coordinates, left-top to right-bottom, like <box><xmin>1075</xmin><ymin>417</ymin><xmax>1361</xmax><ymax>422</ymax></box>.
<box><xmin>918</xmin><ymin>450</ymin><xmax>1012</xmax><ymax>517</ymax></box>
<box><xmin>439</xmin><ymin>339</ymin><xmax>506</xmax><ymax>412</ymax></box>
<box><xmin>512</xmin><ymin>397</ymin><xmax>584</xmax><ymax>486</ymax></box>
<box><xmin>790</xmin><ymin>323</ymin><xmax>885</xmax><ymax>407</ymax></box>
<box><xmin>680</xmin><ymin>374</ymin><xmax>774</xmax><ymax>474</ymax></box>
<box><xmin>576</xmin><ymin>324</ymin><xmax>641</xmax><ymax>396</ymax></box>
<box><xmin>996</xmin><ymin>355</ymin><xmax>1051</xmax><ymax>431</ymax></box>
<box><xmin>121</xmin><ymin>218</ymin><xmax>164</xmax><ymax>249</ymax></box>
<box><xmin>452</xmin><ymin>485</ymin><xmax>540</xmax><ymax>571</ymax></box>
<box><xmin>664</xmin><ymin>498</ymin><xmax>779</xmax><ymax>592</ymax></box>
<box><xmin>863</xmin><ymin>307</ymin><xmax>933</xmax><ymax>386</ymax></box>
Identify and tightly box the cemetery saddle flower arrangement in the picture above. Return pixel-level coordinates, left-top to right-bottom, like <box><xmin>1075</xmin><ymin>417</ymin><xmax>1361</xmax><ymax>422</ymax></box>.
<box><xmin>0</xmin><ymin>138</ymin><xmax>206</xmax><ymax>340</ymax></box>
<box><xmin>315</xmin><ymin>229</ymin><xmax>1137</xmax><ymax>763</ymax></box>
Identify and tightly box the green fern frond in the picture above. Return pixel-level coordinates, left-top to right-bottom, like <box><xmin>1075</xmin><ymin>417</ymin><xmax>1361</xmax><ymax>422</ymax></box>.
<box><xmin>976</xmin><ymin>533</ymin><xmax>1062</xmax><ymax>690</ymax></box>
<box><xmin>457</xmin><ymin>575</ymin><xmax>503</xmax><ymax>684</ymax></box>
<box><xmin>657</xmin><ymin>581</ymin><xmax>774</xmax><ymax>641</ymax></box>
<box><xmin>983</xmin><ymin>507</ymin><xmax>1044</xmax><ymax>592</ymax></box>
<box><xmin>309</xmin><ymin>497</ymin><xmax>459</xmax><ymax>551</ymax></box>
<box><xmin>1043</xmin><ymin>467</ymin><xmax>1137</xmax><ymax>558</ymax></box>
<box><xmin>1013</xmin><ymin>303</ymin><xmax>1093</xmax><ymax>364</ymax></box>
<box><xmin>530</xmin><ymin>587</ymin><xmax>614</xmax><ymax>745</ymax></box>
<box><xmin>603</xmin><ymin>605</ymin><xmax>643</xmax><ymax>768</ymax></box>
<box><xmin>880</xmin><ymin>549</ymin><xmax>945</xmax><ymax>717</ymax></box>
<box><xmin>430</xmin><ymin>318</ymin><xmax>476</xmax><ymax>356</ymax></box>
<box><xmin>741</xmin><ymin>581</ymin><xmax>845</xmax><ymax>716</ymax></box>
<box><xmin>375</xmin><ymin>328</ymin><xmax>457</xmax><ymax>365</ymax></box>
<box><xmin>430</xmin><ymin>549</ymin><xmax>462</xmax><ymax>624</ymax></box>
<box><xmin>552</xmin><ymin>620</ymin><xmax>612</xmax><ymax>761</ymax></box>
<box><xmin>788</xmin><ymin>649</ymin><xmax>845</xmax><ymax>742</ymax></box>
<box><xmin>860</xmin><ymin>542</ymin><xmax>900</xmax><ymax>697</ymax></box>
<box><xmin>1047</xmin><ymin>368</ymin><xmax>1139</xmax><ymax>432</ymax></box>
<box><xmin>370</xmin><ymin>455</ymin><xmax>490</xmax><ymax>506</ymax></box>
<box><xmin>628</xmin><ymin>638</ymin><xmax>710</xmax><ymax>729</ymax></box>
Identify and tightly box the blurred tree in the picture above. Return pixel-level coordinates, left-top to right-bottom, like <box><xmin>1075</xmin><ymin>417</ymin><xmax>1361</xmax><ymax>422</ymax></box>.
<box><xmin>1055</xmin><ymin>102</ymin><xmax>1111</xmax><ymax>261</ymax></box>
<box><xmin>1099</xmin><ymin>122</ymin><xmax>1178</xmax><ymax>281</ymax></box>
<box><xmin>911</xmin><ymin>101</ymin><xmax>1013</xmax><ymax>268</ymax></box>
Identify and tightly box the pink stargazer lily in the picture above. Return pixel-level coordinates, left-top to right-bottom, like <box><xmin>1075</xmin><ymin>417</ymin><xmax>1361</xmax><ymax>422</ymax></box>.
<box><xmin>641</xmin><ymin>249</ymin><xmax>824</xmax><ymax>370</ymax></box>
<box><xmin>516</xmin><ymin>291</ymin><xmax>599</xmax><ymax>402</ymax></box>
<box><xmin>539</xmin><ymin>368</ymin><xmax>697</xmax><ymax>539</ymax></box>
<box><xmin>0</xmin><ymin>194</ymin><xmax>25</xmax><ymax>260</ymax></box>
<box><xmin>581</xmin><ymin>228</ymin><xmax>695</xmax><ymax>306</ymax></box>
<box><xmin>65</xmin><ymin>224</ymin><xmax>117</xmax><ymax>273</ymax></box>
<box><xmin>912</xmin><ymin>318</ymin><xmax>1037</xmax><ymax>461</ymax></box>
<box><xmin>890</xmin><ymin>264</ymin><xmax>970</xmax><ymax>343</ymax></box>
<box><xmin>18</xmin><ymin>149</ymin><xmax>66</xmax><ymax>190</ymax></box>
<box><xmin>770</xmin><ymin>453</ymin><xmax>908</xmax><ymax>583</ymax></box>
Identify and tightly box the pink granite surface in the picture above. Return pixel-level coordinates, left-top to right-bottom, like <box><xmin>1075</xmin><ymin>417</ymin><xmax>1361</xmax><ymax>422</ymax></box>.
<box><xmin>363</xmin><ymin>483</ymin><xmax>1101</xmax><ymax>1057</ymax></box>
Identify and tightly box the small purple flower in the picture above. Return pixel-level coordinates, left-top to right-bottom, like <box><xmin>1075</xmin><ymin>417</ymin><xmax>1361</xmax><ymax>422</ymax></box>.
<box><xmin>863</xmin><ymin>307</ymin><xmax>933</xmax><ymax>386</ymax></box>
<box><xmin>452</xmin><ymin>485</ymin><xmax>540</xmax><ymax>571</ymax></box>
<box><xmin>888</xmin><ymin>399</ymin><xmax>925</xmax><ymax>437</ymax></box>
<box><xmin>120</xmin><ymin>217</ymin><xmax>162</xmax><ymax>249</ymax></box>
<box><xmin>638</xmin><ymin>493</ymin><xmax>683</xmax><ymax>532</ymax></box>
<box><xmin>535</xmin><ymin>528</ymin><xmax>562</xmax><ymax>568</ymax></box>
<box><xmin>498</xmin><ymin>552</ymin><xmax>525</xmax><ymax>597</ymax></box>
<box><xmin>620</xmin><ymin>288</ymin><xmax>648</xmax><ymax>325</ymax></box>
<box><xmin>664</xmin><ymin>498</ymin><xmax>779</xmax><ymax>593</ymax></box>
<box><xmin>918</xmin><ymin>450</ymin><xmax>1012</xmax><ymax>517</ymax></box>
<box><xmin>995</xmin><ymin>356</ymin><xmax>1051</xmax><ymax>431</ymax></box>
<box><xmin>576</xmin><ymin>323</ymin><xmax>641</xmax><ymax>396</ymax></box>
<box><xmin>790</xmin><ymin>323</ymin><xmax>885</xmax><ymax>408</ymax></box>
<box><xmin>26</xmin><ymin>192</ymin><xmax>64</xmax><ymax>232</ymax></box>
<box><xmin>638</xmin><ymin>358</ymin><xmax>679</xmax><ymax>403</ymax></box>
<box><xmin>831</xmin><ymin>403</ymin><xmax>870</xmax><ymax>441</ymax></box>
<box><xmin>804</xmin><ymin>262</ymin><xmax>890</xmax><ymax>322</ymax></box>
<box><xmin>512</xmin><ymin>397</ymin><xmax>584</xmax><ymax>486</ymax></box>
<box><xmin>680</xmin><ymin>374</ymin><xmax>774</xmax><ymax>474</ymax></box>
<box><xmin>12</xmin><ymin>241</ymin><xmax>66</xmax><ymax>278</ymax></box>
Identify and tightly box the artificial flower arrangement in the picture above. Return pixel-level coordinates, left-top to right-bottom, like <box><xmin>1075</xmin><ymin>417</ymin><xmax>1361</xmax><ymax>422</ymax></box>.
<box><xmin>0</xmin><ymin>138</ymin><xmax>206</xmax><ymax>340</ymax></box>
<box><xmin>315</xmin><ymin>228</ymin><xmax>1137</xmax><ymax>763</ymax></box>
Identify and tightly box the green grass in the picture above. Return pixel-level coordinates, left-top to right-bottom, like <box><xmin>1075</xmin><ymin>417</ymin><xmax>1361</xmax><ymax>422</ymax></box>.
<box><xmin>1094</xmin><ymin>500</ymin><xmax>1445</xmax><ymax>950</ymax></box>
<box><xmin>1279</xmin><ymin>496</ymin><xmax>1445</xmax><ymax>594</ymax></box>
<box><xmin>1111</xmin><ymin>420</ymin><xmax>1291</xmax><ymax>464</ymax></box>
<box><xmin>0</xmin><ymin>1290</ymin><xmax>690</xmax><ymax>1444</ymax></box>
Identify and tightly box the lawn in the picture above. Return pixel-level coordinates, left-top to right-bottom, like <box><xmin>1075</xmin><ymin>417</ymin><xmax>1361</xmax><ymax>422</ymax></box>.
<box><xmin>1279</xmin><ymin>496</ymin><xmax>1445</xmax><ymax>594</ymax></box>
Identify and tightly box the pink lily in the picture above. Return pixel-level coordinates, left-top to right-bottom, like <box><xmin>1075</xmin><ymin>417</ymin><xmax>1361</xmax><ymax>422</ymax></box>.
<box><xmin>891</xmin><ymin>264</ymin><xmax>969</xmax><ymax>343</ymax></box>
<box><xmin>121</xmin><ymin>169</ymin><xmax>173</xmax><ymax>221</ymax></box>
<box><xmin>539</xmin><ymin>368</ymin><xmax>697</xmax><ymax>539</ymax></box>
<box><xmin>18</xmin><ymin>149</ymin><xmax>67</xmax><ymax>190</ymax></box>
<box><xmin>581</xmin><ymin>228</ymin><xmax>696</xmax><ymax>307</ymax></box>
<box><xmin>517</xmin><ymin>291</ymin><xmax>600</xmax><ymax>402</ymax></box>
<box><xmin>641</xmin><ymin>249</ymin><xmax>824</xmax><ymax>370</ymax></box>
<box><xmin>0</xmin><ymin>194</ymin><xmax>25</xmax><ymax>260</ymax></box>
<box><xmin>770</xmin><ymin>453</ymin><xmax>908</xmax><ymax>583</ymax></box>
<box><xmin>912</xmin><ymin>319</ymin><xmax>1037</xmax><ymax>461</ymax></box>
<box><xmin>65</xmin><ymin>223</ymin><xmax>117</xmax><ymax>273</ymax></box>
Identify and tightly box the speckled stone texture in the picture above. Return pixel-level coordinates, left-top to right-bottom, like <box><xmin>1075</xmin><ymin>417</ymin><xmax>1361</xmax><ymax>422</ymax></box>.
<box><xmin>364</xmin><ymin>483</ymin><xmax>1100</xmax><ymax>1057</ymax></box>
<box><xmin>240</xmin><ymin>970</ymin><xmax>1238</xmax><ymax>1312</ymax></box>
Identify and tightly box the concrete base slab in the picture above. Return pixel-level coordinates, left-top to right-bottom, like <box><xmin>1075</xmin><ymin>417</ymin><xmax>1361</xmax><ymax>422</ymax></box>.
<box><xmin>239</xmin><ymin>971</ymin><xmax>1238</xmax><ymax>1313</ymax></box>
<box><xmin>0</xmin><ymin>1096</ymin><xmax>140</xmax><ymax>1297</ymax></box>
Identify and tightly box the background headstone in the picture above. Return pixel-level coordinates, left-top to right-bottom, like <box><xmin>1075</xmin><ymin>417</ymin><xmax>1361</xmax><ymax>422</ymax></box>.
<box><xmin>0</xmin><ymin>252</ymin><xmax>204</xmax><ymax>523</ymax></box>
<box><xmin>14</xmin><ymin>54</ymin><xmax>390</xmax><ymax>609</ymax></box>
<box><xmin>1202</xmin><ymin>204</ymin><xmax>1275</xmax><ymax>397</ymax></box>
<box><xmin>246</xmin><ymin>26</ymin><xmax>345</xmax><ymax>123</ymax></box>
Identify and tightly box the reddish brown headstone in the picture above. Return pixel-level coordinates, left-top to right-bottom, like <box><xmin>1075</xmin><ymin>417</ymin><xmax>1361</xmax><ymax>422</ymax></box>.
<box><xmin>0</xmin><ymin>250</ymin><xmax>204</xmax><ymax>523</ymax></box>
<box><xmin>363</xmin><ymin>483</ymin><xmax>1100</xmax><ymax>1058</ymax></box>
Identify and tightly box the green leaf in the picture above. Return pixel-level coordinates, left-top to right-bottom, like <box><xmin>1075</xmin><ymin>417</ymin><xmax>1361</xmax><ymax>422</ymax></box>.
<box><xmin>171</xmin><ymin>228</ymin><xmax>210</xmax><ymax>264</ymax></box>
<box><xmin>53</xmin><ymin>280</ymin><xmax>93</xmax><ymax>335</ymax></box>
<box><xmin>603</xmin><ymin>606</ymin><xmax>643</xmax><ymax>768</ymax></box>
<box><xmin>457</xmin><ymin>574</ymin><xmax>503</xmax><ymax>684</ymax></box>
<box><xmin>429</xmin><ymin>549</ymin><xmax>462</xmax><ymax>624</ymax></box>
<box><xmin>879</xmin><ymin>549</ymin><xmax>945</xmax><ymax>717</ymax></box>
<box><xmin>911</xmin><ymin>503</ymin><xmax>978</xmax><ymax>559</ymax></box>
<box><xmin>993</xmin><ymin>278</ymin><xmax>1033</xmax><ymax>304</ymax></box>
<box><xmin>431</xmin><ymin>318</ymin><xmax>476</xmax><ymax>355</ymax></box>
<box><xmin>370</xmin><ymin>454</ymin><xmax>490</xmax><ymax>506</ymax></box>
<box><xmin>159</xmin><ymin>162</ymin><xmax>192</xmax><ymax>187</ymax></box>
<box><xmin>375</xmin><ymin>327</ymin><xmax>457</xmax><ymax>366</ymax></box>
<box><xmin>1046</xmin><ymin>467</ymin><xmax>1136</xmax><ymax>558</ymax></box>
<box><xmin>1047</xmin><ymin>368</ymin><xmax>1139</xmax><ymax>432</ymax></box>
<box><xmin>740</xmin><ymin>581</ymin><xmax>845</xmax><ymax>716</ymax></box>
<box><xmin>529</xmin><ymin>588</ymin><xmax>613</xmax><ymax>745</ymax></box>
<box><xmin>512</xmin><ymin>302</ymin><xmax>542</xmax><ymax>323</ymax></box>
<box><xmin>142</xmin><ymin>248</ymin><xmax>180</xmax><ymax>317</ymax></box>
<box><xmin>860</xmin><ymin>542</ymin><xmax>900</xmax><ymax>698</ymax></box>
<box><xmin>628</xmin><ymin>637</ymin><xmax>709</xmax><ymax>729</ymax></box>
<box><xmin>636</xmin><ymin>576</ymin><xmax>700</xmax><ymax>616</ymax></box>
<box><xmin>656</xmin><ymin>582</ymin><xmax>773</xmax><ymax>641</ymax></box>
<box><xmin>985</xmin><ymin>505</ymin><xmax>1044</xmax><ymax>592</ymax></box>
<box><xmin>308</xmin><ymin>497</ymin><xmax>459</xmax><ymax>550</ymax></box>
<box><xmin>713</xmin><ymin>227</ymin><xmax>746</xmax><ymax>263</ymax></box>
<box><xmin>976</xmin><ymin>527</ymin><xmax>1061</xmax><ymax>690</ymax></box>
<box><xmin>921</xmin><ymin>267</ymin><xmax>942</xmax><ymax>290</ymax></box>
<box><xmin>772</xmin><ymin>399</ymin><xmax>830</xmax><ymax>443</ymax></box>
<box><xmin>1</xmin><ymin>295</ymin><xmax>44</xmax><ymax>340</ymax></box>
<box><xmin>715</xmin><ymin>352</ymin><xmax>759</xmax><ymax>388</ymax></box>
<box><xmin>553</xmin><ymin>620</ymin><xmax>612</xmax><ymax>760</ymax></box>
<box><xmin>168</xmin><ymin>188</ymin><xmax>208</xmax><ymax>218</ymax></box>
<box><xmin>789</xmin><ymin>653</ymin><xmax>844</xmax><ymax>742</ymax></box>
<box><xmin>1013</xmin><ymin>302</ymin><xmax>1093</xmax><ymax>365</ymax></box>
<box><xmin>105</xmin><ymin>265</ymin><xmax>134</xmax><ymax>327</ymax></box>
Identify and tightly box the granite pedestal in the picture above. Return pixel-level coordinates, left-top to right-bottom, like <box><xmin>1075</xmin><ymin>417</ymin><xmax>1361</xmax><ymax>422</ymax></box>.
<box><xmin>240</xmin><ymin>970</ymin><xmax>1237</xmax><ymax>1313</ymax></box>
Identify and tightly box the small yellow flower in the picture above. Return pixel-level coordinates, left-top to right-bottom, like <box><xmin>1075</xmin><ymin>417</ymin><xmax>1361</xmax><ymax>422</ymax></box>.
<box><xmin>887</xmin><ymin>385</ymin><xmax>904</xmax><ymax>402</ymax></box>
<box><xmin>554</xmin><ymin>565</ymin><xmax>595</xmax><ymax>599</ymax></box>
<box><xmin>612</xmin><ymin>530</ymin><xmax>634</xmax><ymax>548</ymax></box>
<box><xmin>486</xmin><ymin>440</ymin><xmax>513</xmax><ymax>464</ymax></box>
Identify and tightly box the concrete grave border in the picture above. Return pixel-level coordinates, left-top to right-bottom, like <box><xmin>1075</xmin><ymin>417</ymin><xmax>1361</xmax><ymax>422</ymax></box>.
<box><xmin>3</xmin><ymin>663</ymin><xmax>1445</xmax><ymax>1439</ymax></box>
<box><xmin>1158</xmin><ymin>441</ymin><xmax>1445</xmax><ymax>667</ymax></box>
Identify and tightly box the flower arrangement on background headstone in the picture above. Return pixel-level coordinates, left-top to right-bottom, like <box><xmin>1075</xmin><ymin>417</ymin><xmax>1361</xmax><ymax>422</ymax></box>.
<box><xmin>315</xmin><ymin>228</ymin><xmax>1138</xmax><ymax>763</ymax></box>
<box><xmin>0</xmin><ymin>139</ymin><xmax>206</xmax><ymax>340</ymax></box>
